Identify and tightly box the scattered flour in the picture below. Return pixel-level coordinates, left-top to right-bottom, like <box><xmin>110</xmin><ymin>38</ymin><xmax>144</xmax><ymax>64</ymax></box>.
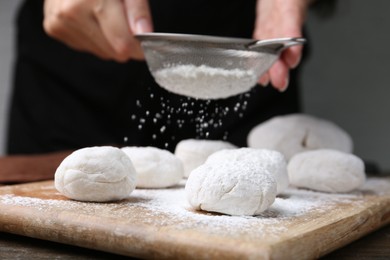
<box><xmin>1</xmin><ymin>178</ymin><xmax>382</xmax><ymax>239</ymax></box>
<box><xmin>154</xmin><ymin>64</ymin><xmax>258</xmax><ymax>100</ymax></box>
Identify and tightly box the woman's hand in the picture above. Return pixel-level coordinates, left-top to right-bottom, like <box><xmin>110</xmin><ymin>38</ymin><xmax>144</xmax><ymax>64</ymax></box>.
<box><xmin>43</xmin><ymin>0</ymin><xmax>153</xmax><ymax>62</ymax></box>
<box><xmin>254</xmin><ymin>0</ymin><xmax>310</xmax><ymax>91</ymax></box>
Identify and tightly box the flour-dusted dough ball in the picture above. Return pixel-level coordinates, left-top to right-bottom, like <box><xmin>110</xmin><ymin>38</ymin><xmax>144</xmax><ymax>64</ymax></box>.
<box><xmin>247</xmin><ymin>114</ymin><xmax>353</xmax><ymax>160</ymax></box>
<box><xmin>185</xmin><ymin>160</ymin><xmax>277</xmax><ymax>216</ymax></box>
<box><xmin>55</xmin><ymin>146</ymin><xmax>137</xmax><ymax>202</ymax></box>
<box><xmin>288</xmin><ymin>149</ymin><xmax>366</xmax><ymax>193</ymax></box>
<box><xmin>174</xmin><ymin>139</ymin><xmax>237</xmax><ymax>177</ymax></box>
<box><xmin>206</xmin><ymin>148</ymin><xmax>289</xmax><ymax>194</ymax></box>
<box><xmin>121</xmin><ymin>146</ymin><xmax>184</xmax><ymax>188</ymax></box>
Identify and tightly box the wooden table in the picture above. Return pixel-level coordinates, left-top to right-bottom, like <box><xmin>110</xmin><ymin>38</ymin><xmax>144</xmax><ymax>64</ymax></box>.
<box><xmin>0</xmin><ymin>225</ymin><xmax>389</xmax><ymax>259</ymax></box>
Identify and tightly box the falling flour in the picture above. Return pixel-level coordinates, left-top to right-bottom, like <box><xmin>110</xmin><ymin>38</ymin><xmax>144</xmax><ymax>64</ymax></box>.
<box><xmin>127</xmin><ymin>82</ymin><xmax>254</xmax><ymax>148</ymax></box>
<box><xmin>154</xmin><ymin>64</ymin><xmax>258</xmax><ymax>99</ymax></box>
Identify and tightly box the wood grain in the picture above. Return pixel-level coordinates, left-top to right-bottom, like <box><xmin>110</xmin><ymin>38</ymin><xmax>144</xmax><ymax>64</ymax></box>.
<box><xmin>0</xmin><ymin>178</ymin><xmax>389</xmax><ymax>259</ymax></box>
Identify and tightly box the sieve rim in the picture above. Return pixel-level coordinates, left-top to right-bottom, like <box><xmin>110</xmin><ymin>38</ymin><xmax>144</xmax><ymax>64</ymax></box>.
<box><xmin>135</xmin><ymin>33</ymin><xmax>255</xmax><ymax>45</ymax></box>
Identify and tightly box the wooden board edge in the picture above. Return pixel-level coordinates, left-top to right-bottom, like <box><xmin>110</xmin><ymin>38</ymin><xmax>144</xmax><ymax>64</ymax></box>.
<box><xmin>268</xmin><ymin>197</ymin><xmax>390</xmax><ymax>259</ymax></box>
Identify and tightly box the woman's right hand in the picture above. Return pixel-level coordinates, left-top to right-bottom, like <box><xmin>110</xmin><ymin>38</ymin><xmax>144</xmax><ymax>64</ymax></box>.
<box><xmin>43</xmin><ymin>0</ymin><xmax>153</xmax><ymax>62</ymax></box>
<box><xmin>254</xmin><ymin>0</ymin><xmax>310</xmax><ymax>91</ymax></box>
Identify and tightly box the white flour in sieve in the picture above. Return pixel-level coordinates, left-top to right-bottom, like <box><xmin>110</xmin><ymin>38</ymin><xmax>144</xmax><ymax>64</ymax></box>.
<box><xmin>153</xmin><ymin>64</ymin><xmax>258</xmax><ymax>99</ymax></box>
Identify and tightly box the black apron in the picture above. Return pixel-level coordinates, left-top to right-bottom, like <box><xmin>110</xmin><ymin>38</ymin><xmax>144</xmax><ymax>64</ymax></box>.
<box><xmin>6</xmin><ymin>0</ymin><xmax>301</xmax><ymax>154</ymax></box>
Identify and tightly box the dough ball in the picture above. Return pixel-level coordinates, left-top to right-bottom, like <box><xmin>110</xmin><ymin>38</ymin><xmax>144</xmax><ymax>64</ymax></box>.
<box><xmin>247</xmin><ymin>114</ymin><xmax>353</xmax><ymax>160</ymax></box>
<box><xmin>287</xmin><ymin>149</ymin><xmax>366</xmax><ymax>193</ymax></box>
<box><xmin>206</xmin><ymin>148</ymin><xmax>289</xmax><ymax>194</ymax></box>
<box><xmin>55</xmin><ymin>146</ymin><xmax>137</xmax><ymax>202</ymax></box>
<box><xmin>185</xmin><ymin>160</ymin><xmax>277</xmax><ymax>216</ymax></box>
<box><xmin>174</xmin><ymin>139</ymin><xmax>236</xmax><ymax>177</ymax></box>
<box><xmin>121</xmin><ymin>146</ymin><xmax>184</xmax><ymax>188</ymax></box>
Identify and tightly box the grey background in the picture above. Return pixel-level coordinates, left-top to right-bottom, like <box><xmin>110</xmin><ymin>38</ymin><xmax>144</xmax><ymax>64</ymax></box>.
<box><xmin>0</xmin><ymin>0</ymin><xmax>21</xmax><ymax>157</ymax></box>
<box><xmin>1</xmin><ymin>1</ymin><xmax>389</xmax><ymax>170</ymax></box>
<box><xmin>301</xmin><ymin>1</ymin><xmax>390</xmax><ymax>171</ymax></box>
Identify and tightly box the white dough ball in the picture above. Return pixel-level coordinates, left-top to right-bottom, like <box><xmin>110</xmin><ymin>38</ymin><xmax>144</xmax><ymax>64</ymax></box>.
<box><xmin>287</xmin><ymin>149</ymin><xmax>366</xmax><ymax>193</ymax></box>
<box><xmin>55</xmin><ymin>146</ymin><xmax>137</xmax><ymax>202</ymax></box>
<box><xmin>121</xmin><ymin>146</ymin><xmax>184</xmax><ymax>188</ymax></box>
<box><xmin>206</xmin><ymin>148</ymin><xmax>289</xmax><ymax>194</ymax></box>
<box><xmin>185</xmin><ymin>160</ymin><xmax>277</xmax><ymax>216</ymax></box>
<box><xmin>247</xmin><ymin>114</ymin><xmax>353</xmax><ymax>160</ymax></box>
<box><xmin>174</xmin><ymin>139</ymin><xmax>236</xmax><ymax>178</ymax></box>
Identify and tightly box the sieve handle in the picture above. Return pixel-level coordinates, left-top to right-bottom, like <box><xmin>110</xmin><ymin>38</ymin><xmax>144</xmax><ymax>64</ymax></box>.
<box><xmin>247</xmin><ymin>37</ymin><xmax>306</xmax><ymax>53</ymax></box>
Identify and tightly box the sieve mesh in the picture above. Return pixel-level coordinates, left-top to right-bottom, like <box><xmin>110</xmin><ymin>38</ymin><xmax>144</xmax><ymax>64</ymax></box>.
<box><xmin>136</xmin><ymin>33</ymin><xmax>305</xmax><ymax>99</ymax></box>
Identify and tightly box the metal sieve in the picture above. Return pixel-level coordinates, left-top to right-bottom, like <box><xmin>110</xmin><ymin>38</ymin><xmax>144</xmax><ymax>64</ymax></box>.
<box><xmin>136</xmin><ymin>33</ymin><xmax>306</xmax><ymax>99</ymax></box>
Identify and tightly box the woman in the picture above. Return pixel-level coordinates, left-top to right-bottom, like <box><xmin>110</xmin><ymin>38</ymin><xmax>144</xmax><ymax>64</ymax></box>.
<box><xmin>2</xmin><ymin>0</ymin><xmax>310</xmax><ymax>183</ymax></box>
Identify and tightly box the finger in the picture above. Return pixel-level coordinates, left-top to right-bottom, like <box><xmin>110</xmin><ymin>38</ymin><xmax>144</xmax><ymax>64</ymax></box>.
<box><xmin>93</xmin><ymin>0</ymin><xmax>137</xmax><ymax>62</ymax></box>
<box><xmin>258</xmin><ymin>73</ymin><xmax>270</xmax><ymax>87</ymax></box>
<box><xmin>269</xmin><ymin>59</ymin><xmax>289</xmax><ymax>92</ymax></box>
<box><xmin>67</xmin><ymin>19</ymin><xmax>117</xmax><ymax>60</ymax></box>
<box><xmin>43</xmin><ymin>0</ymin><xmax>117</xmax><ymax>60</ymax></box>
<box><xmin>282</xmin><ymin>45</ymin><xmax>303</xmax><ymax>69</ymax></box>
<box><xmin>52</xmin><ymin>25</ymin><xmax>109</xmax><ymax>59</ymax></box>
<box><xmin>124</xmin><ymin>0</ymin><xmax>153</xmax><ymax>34</ymax></box>
<box><xmin>64</xmin><ymin>14</ymin><xmax>120</xmax><ymax>60</ymax></box>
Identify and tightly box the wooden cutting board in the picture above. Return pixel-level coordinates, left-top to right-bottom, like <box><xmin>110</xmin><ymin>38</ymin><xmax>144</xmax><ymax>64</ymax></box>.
<box><xmin>0</xmin><ymin>178</ymin><xmax>389</xmax><ymax>259</ymax></box>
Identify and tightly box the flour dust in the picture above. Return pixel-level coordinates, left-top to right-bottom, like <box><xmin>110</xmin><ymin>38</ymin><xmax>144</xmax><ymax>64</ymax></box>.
<box><xmin>126</xmin><ymin>87</ymin><xmax>253</xmax><ymax>149</ymax></box>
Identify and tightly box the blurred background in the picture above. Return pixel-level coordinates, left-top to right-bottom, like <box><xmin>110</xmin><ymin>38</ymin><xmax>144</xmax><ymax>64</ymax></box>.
<box><xmin>1</xmin><ymin>1</ymin><xmax>389</xmax><ymax>171</ymax></box>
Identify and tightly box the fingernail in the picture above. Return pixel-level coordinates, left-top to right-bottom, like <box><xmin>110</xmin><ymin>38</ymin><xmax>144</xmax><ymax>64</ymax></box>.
<box><xmin>259</xmin><ymin>75</ymin><xmax>270</xmax><ymax>87</ymax></box>
<box><xmin>279</xmin><ymin>77</ymin><xmax>289</xmax><ymax>92</ymax></box>
<box><xmin>291</xmin><ymin>54</ymin><xmax>302</xmax><ymax>69</ymax></box>
<box><xmin>260</xmin><ymin>79</ymin><xmax>270</xmax><ymax>87</ymax></box>
<box><xmin>135</xmin><ymin>18</ymin><xmax>152</xmax><ymax>34</ymax></box>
